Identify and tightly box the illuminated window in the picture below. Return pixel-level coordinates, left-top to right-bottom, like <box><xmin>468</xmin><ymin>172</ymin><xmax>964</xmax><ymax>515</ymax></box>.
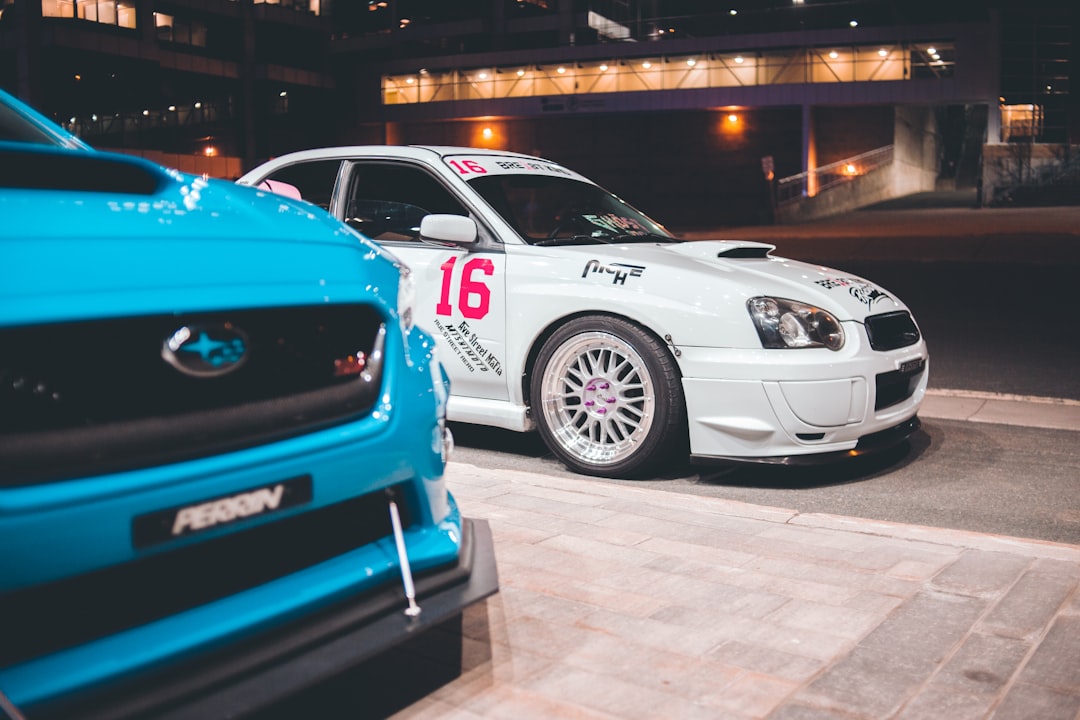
<box><xmin>381</xmin><ymin>40</ymin><xmax>955</xmax><ymax>105</ymax></box>
<box><xmin>857</xmin><ymin>45</ymin><xmax>902</xmax><ymax>81</ymax></box>
<box><xmin>253</xmin><ymin>0</ymin><xmax>322</xmax><ymax>14</ymax></box>
<box><xmin>155</xmin><ymin>12</ymin><xmax>173</xmax><ymax>41</ymax></box>
<box><xmin>157</xmin><ymin>14</ymin><xmax>208</xmax><ymax>48</ymax></box>
<box><xmin>41</xmin><ymin>0</ymin><xmax>70</xmax><ymax>18</ymax></box>
<box><xmin>911</xmin><ymin>42</ymin><xmax>955</xmax><ymax>79</ymax></box>
<box><xmin>117</xmin><ymin>2</ymin><xmax>134</xmax><ymax>27</ymax></box>
<box><xmin>1001</xmin><ymin>104</ymin><xmax>1044</xmax><ymax>142</ymax></box>
<box><xmin>43</xmin><ymin>0</ymin><xmax>136</xmax><ymax>28</ymax></box>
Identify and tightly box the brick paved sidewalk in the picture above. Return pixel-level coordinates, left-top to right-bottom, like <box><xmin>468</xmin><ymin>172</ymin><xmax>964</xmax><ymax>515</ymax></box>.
<box><xmin>394</xmin><ymin>462</ymin><xmax>1080</xmax><ymax>720</ymax></box>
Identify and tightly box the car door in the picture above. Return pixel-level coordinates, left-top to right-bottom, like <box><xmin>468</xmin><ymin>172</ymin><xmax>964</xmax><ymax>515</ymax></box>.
<box><xmin>336</xmin><ymin>160</ymin><xmax>510</xmax><ymax>403</ymax></box>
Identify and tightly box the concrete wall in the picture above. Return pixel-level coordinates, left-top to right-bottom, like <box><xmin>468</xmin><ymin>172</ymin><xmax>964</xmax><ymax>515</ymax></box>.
<box><xmin>776</xmin><ymin>106</ymin><xmax>940</xmax><ymax>223</ymax></box>
<box><xmin>893</xmin><ymin>105</ymin><xmax>940</xmax><ymax>195</ymax></box>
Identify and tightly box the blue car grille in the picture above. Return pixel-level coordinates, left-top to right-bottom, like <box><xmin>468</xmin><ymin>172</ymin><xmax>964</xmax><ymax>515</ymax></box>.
<box><xmin>0</xmin><ymin>484</ymin><xmax>413</xmax><ymax>669</ymax></box>
<box><xmin>0</xmin><ymin>304</ymin><xmax>386</xmax><ymax>486</ymax></box>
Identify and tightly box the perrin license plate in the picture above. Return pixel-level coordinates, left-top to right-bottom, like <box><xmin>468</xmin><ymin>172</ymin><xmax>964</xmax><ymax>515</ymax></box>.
<box><xmin>133</xmin><ymin>476</ymin><xmax>313</xmax><ymax>548</ymax></box>
<box><xmin>899</xmin><ymin>358</ymin><xmax>925</xmax><ymax>375</ymax></box>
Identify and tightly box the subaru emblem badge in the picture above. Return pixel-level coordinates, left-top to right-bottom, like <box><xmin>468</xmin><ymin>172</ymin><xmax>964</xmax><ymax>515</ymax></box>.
<box><xmin>162</xmin><ymin>324</ymin><xmax>249</xmax><ymax>378</ymax></box>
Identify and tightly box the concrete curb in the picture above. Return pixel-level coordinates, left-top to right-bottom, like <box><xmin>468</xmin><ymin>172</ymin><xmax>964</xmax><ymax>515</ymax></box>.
<box><xmin>921</xmin><ymin>388</ymin><xmax>1080</xmax><ymax>432</ymax></box>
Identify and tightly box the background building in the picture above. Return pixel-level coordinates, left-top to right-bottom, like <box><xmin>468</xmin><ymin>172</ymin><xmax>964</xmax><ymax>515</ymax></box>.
<box><xmin>0</xmin><ymin>0</ymin><xmax>1075</xmax><ymax>224</ymax></box>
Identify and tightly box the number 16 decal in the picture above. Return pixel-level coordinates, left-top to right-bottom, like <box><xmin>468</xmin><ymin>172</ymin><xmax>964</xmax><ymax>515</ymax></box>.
<box><xmin>448</xmin><ymin>159</ymin><xmax>487</xmax><ymax>175</ymax></box>
<box><xmin>437</xmin><ymin>256</ymin><xmax>493</xmax><ymax>320</ymax></box>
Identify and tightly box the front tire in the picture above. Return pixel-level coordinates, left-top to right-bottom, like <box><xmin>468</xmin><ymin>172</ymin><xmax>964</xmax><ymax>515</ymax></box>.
<box><xmin>531</xmin><ymin>316</ymin><xmax>686</xmax><ymax>478</ymax></box>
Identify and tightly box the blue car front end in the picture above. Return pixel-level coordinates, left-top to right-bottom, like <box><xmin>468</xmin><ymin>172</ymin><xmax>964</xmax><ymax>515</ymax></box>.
<box><xmin>0</xmin><ymin>90</ymin><xmax>496</xmax><ymax>719</ymax></box>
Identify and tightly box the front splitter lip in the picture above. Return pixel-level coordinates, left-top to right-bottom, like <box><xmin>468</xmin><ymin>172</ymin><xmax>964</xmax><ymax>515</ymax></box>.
<box><xmin>690</xmin><ymin>415</ymin><xmax>922</xmax><ymax>468</ymax></box>
<box><xmin>22</xmin><ymin>518</ymin><xmax>498</xmax><ymax>720</ymax></box>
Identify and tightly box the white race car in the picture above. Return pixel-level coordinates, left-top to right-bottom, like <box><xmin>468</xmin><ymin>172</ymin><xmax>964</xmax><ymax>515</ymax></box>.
<box><xmin>238</xmin><ymin>147</ymin><xmax>928</xmax><ymax>478</ymax></box>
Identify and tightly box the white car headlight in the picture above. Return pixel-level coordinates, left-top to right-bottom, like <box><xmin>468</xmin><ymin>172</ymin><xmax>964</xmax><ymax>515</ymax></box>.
<box><xmin>747</xmin><ymin>297</ymin><xmax>845</xmax><ymax>351</ymax></box>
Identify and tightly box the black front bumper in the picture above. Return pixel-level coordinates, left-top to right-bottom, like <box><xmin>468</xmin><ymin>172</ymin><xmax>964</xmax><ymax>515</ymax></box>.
<box><xmin>26</xmin><ymin>518</ymin><xmax>499</xmax><ymax>720</ymax></box>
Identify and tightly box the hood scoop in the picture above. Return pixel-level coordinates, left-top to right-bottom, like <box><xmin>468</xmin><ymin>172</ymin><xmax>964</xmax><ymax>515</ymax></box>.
<box><xmin>0</xmin><ymin>147</ymin><xmax>165</xmax><ymax>195</ymax></box>
<box><xmin>666</xmin><ymin>240</ymin><xmax>777</xmax><ymax>262</ymax></box>
<box><xmin>716</xmin><ymin>245</ymin><xmax>773</xmax><ymax>259</ymax></box>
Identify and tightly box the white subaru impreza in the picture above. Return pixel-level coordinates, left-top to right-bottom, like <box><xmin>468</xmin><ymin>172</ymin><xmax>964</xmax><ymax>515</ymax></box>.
<box><xmin>240</xmin><ymin>147</ymin><xmax>928</xmax><ymax>478</ymax></box>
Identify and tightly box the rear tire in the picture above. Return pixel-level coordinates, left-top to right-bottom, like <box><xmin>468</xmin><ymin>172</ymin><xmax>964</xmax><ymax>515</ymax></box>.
<box><xmin>530</xmin><ymin>315</ymin><xmax>686</xmax><ymax>478</ymax></box>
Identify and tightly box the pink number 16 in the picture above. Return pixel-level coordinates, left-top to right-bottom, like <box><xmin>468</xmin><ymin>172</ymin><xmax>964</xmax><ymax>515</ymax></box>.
<box><xmin>436</xmin><ymin>256</ymin><xmax>493</xmax><ymax>320</ymax></box>
<box><xmin>448</xmin><ymin>159</ymin><xmax>487</xmax><ymax>175</ymax></box>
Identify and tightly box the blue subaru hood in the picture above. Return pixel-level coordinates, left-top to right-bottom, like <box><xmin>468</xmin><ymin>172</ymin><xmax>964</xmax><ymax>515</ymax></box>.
<box><xmin>0</xmin><ymin>145</ymin><xmax>399</xmax><ymax>326</ymax></box>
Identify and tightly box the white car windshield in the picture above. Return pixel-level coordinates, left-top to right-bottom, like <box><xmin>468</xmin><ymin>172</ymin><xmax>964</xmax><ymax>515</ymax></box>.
<box><xmin>467</xmin><ymin>173</ymin><xmax>677</xmax><ymax>246</ymax></box>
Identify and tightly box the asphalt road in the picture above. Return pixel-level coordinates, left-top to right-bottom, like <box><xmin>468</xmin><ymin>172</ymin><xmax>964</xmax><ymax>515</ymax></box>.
<box><xmin>449</xmin><ymin>418</ymin><xmax>1080</xmax><ymax>546</ymax></box>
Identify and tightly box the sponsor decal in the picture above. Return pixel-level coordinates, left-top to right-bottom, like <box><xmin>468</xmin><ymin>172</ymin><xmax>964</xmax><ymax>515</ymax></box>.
<box><xmin>133</xmin><ymin>476</ymin><xmax>312</xmax><ymax>547</ymax></box>
<box><xmin>433</xmin><ymin>318</ymin><xmax>503</xmax><ymax>376</ymax></box>
<box><xmin>581</xmin><ymin>259</ymin><xmax>645</xmax><ymax>285</ymax></box>
<box><xmin>815</xmin><ymin>276</ymin><xmax>891</xmax><ymax>308</ymax></box>
<box><xmin>491</xmin><ymin>159</ymin><xmax>573</xmax><ymax>176</ymax></box>
<box><xmin>445</xmin><ymin>156</ymin><xmax>584</xmax><ymax>180</ymax></box>
<box><xmin>580</xmin><ymin>213</ymin><xmax>649</xmax><ymax>236</ymax></box>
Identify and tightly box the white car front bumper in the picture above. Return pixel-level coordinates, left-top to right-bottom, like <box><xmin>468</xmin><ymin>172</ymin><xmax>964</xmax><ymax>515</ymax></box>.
<box><xmin>679</xmin><ymin>340</ymin><xmax>928</xmax><ymax>463</ymax></box>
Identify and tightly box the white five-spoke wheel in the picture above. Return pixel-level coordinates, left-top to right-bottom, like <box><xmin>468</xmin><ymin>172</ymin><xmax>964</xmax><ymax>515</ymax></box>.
<box><xmin>531</xmin><ymin>316</ymin><xmax>686</xmax><ymax>478</ymax></box>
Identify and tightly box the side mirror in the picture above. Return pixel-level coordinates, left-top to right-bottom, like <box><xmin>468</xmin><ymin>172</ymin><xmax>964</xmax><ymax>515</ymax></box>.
<box><xmin>258</xmin><ymin>179</ymin><xmax>302</xmax><ymax>200</ymax></box>
<box><xmin>420</xmin><ymin>214</ymin><xmax>478</xmax><ymax>246</ymax></box>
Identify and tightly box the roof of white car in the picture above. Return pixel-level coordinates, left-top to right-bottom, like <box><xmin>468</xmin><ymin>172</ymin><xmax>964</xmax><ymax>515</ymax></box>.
<box><xmin>412</xmin><ymin>145</ymin><xmax>544</xmax><ymax>159</ymax></box>
<box><xmin>239</xmin><ymin>145</ymin><xmax>570</xmax><ymax>186</ymax></box>
<box><xmin>263</xmin><ymin>145</ymin><xmax>547</xmax><ymax>164</ymax></box>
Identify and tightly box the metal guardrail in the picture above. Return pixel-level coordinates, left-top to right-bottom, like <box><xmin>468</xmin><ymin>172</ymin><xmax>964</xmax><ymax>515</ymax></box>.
<box><xmin>775</xmin><ymin>145</ymin><xmax>894</xmax><ymax>206</ymax></box>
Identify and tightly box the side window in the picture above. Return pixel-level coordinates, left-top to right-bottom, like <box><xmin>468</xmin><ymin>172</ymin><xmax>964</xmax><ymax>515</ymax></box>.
<box><xmin>344</xmin><ymin>163</ymin><xmax>467</xmax><ymax>242</ymax></box>
<box><xmin>262</xmin><ymin>159</ymin><xmax>342</xmax><ymax>211</ymax></box>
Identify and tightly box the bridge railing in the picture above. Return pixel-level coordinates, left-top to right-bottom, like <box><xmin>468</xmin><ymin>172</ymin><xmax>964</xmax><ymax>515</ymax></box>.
<box><xmin>775</xmin><ymin>145</ymin><xmax>894</xmax><ymax>206</ymax></box>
